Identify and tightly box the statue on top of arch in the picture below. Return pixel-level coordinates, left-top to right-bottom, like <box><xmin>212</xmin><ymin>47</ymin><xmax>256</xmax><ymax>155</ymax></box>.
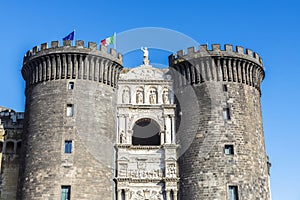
<box><xmin>141</xmin><ymin>47</ymin><xmax>150</xmax><ymax>65</ymax></box>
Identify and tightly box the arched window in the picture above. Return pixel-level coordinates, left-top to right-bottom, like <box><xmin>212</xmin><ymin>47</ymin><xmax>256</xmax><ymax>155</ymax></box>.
<box><xmin>5</xmin><ymin>141</ymin><xmax>14</xmax><ymax>154</ymax></box>
<box><xmin>132</xmin><ymin>118</ymin><xmax>160</xmax><ymax>146</ymax></box>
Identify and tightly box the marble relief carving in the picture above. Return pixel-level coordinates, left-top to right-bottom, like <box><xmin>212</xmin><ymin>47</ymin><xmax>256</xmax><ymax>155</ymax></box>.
<box><xmin>130</xmin><ymin>190</ymin><xmax>162</xmax><ymax>200</ymax></box>
<box><xmin>117</xmin><ymin>63</ymin><xmax>178</xmax><ymax>200</ymax></box>
<box><xmin>167</xmin><ymin>163</ymin><xmax>176</xmax><ymax>178</ymax></box>
<box><xmin>136</xmin><ymin>88</ymin><xmax>144</xmax><ymax>104</ymax></box>
<box><xmin>162</xmin><ymin>89</ymin><xmax>170</xmax><ymax>104</ymax></box>
<box><xmin>122</xmin><ymin>87</ymin><xmax>130</xmax><ymax>104</ymax></box>
<box><xmin>147</xmin><ymin>87</ymin><xmax>156</xmax><ymax>104</ymax></box>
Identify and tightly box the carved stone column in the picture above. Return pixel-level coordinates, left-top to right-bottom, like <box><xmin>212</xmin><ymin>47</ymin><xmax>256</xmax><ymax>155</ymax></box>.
<box><xmin>128</xmin><ymin>130</ymin><xmax>133</xmax><ymax>145</ymax></box>
<box><xmin>170</xmin><ymin>114</ymin><xmax>176</xmax><ymax>144</ymax></box>
<box><xmin>160</xmin><ymin>131</ymin><xmax>165</xmax><ymax>145</ymax></box>
<box><xmin>117</xmin><ymin>115</ymin><xmax>121</xmax><ymax>143</ymax></box>
<box><xmin>166</xmin><ymin>189</ymin><xmax>171</xmax><ymax>200</ymax></box>
<box><xmin>125</xmin><ymin>188</ymin><xmax>130</xmax><ymax>200</ymax></box>
<box><xmin>118</xmin><ymin>114</ymin><xmax>129</xmax><ymax>144</ymax></box>
<box><xmin>117</xmin><ymin>189</ymin><xmax>122</xmax><ymax>200</ymax></box>
<box><xmin>165</xmin><ymin>115</ymin><xmax>171</xmax><ymax>144</ymax></box>
<box><xmin>173</xmin><ymin>189</ymin><xmax>178</xmax><ymax>200</ymax></box>
<box><xmin>124</xmin><ymin>114</ymin><xmax>128</xmax><ymax>137</ymax></box>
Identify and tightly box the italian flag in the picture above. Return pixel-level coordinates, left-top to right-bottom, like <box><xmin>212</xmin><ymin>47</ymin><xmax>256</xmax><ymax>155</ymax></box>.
<box><xmin>101</xmin><ymin>34</ymin><xmax>114</xmax><ymax>46</ymax></box>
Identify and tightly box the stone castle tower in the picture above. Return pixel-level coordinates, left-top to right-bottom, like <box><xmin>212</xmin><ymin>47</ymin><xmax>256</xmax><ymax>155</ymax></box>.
<box><xmin>0</xmin><ymin>40</ymin><xmax>271</xmax><ymax>199</ymax></box>
<box><xmin>19</xmin><ymin>40</ymin><xmax>123</xmax><ymax>199</ymax></box>
<box><xmin>169</xmin><ymin>44</ymin><xmax>271</xmax><ymax>199</ymax></box>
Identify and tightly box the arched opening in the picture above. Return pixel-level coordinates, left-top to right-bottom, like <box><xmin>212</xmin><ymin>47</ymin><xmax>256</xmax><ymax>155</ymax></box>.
<box><xmin>132</xmin><ymin>118</ymin><xmax>160</xmax><ymax>146</ymax></box>
<box><xmin>5</xmin><ymin>141</ymin><xmax>14</xmax><ymax>154</ymax></box>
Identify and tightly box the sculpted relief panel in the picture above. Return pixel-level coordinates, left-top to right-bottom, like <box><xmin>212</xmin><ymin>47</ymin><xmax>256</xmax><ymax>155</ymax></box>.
<box><xmin>167</xmin><ymin>163</ymin><xmax>176</xmax><ymax>178</ymax></box>
<box><xmin>127</xmin><ymin>169</ymin><xmax>163</xmax><ymax>179</ymax></box>
<box><xmin>130</xmin><ymin>190</ymin><xmax>162</xmax><ymax>200</ymax></box>
<box><xmin>149</xmin><ymin>87</ymin><xmax>157</xmax><ymax>104</ymax></box>
<box><xmin>120</xmin><ymin>65</ymin><xmax>165</xmax><ymax>81</ymax></box>
<box><xmin>136</xmin><ymin>88</ymin><xmax>144</xmax><ymax>104</ymax></box>
<box><xmin>118</xmin><ymin>158</ymin><xmax>164</xmax><ymax>179</ymax></box>
<box><xmin>122</xmin><ymin>87</ymin><xmax>131</xmax><ymax>104</ymax></box>
<box><xmin>119</xmin><ymin>86</ymin><xmax>171</xmax><ymax>105</ymax></box>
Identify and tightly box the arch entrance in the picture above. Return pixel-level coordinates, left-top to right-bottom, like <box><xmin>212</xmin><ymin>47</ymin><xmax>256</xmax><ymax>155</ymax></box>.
<box><xmin>132</xmin><ymin>118</ymin><xmax>160</xmax><ymax>146</ymax></box>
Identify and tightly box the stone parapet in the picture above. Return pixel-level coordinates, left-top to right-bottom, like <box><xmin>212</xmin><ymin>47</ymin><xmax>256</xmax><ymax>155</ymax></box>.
<box><xmin>168</xmin><ymin>44</ymin><xmax>265</xmax><ymax>92</ymax></box>
<box><xmin>22</xmin><ymin>40</ymin><xmax>123</xmax><ymax>88</ymax></box>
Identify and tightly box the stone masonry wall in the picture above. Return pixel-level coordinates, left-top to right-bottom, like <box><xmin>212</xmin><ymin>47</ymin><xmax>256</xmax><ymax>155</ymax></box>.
<box><xmin>0</xmin><ymin>109</ymin><xmax>23</xmax><ymax>200</ymax></box>
<box><xmin>1</xmin><ymin>156</ymin><xmax>20</xmax><ymax>200</ymax></box>
<box><xmin>174</xmin><ymin>83</ymin><xmax>270</xmax><ymax>199</ymax></box>
<box><xmin>169</xmin><ymin>44</ymin><xmax>271</xmax><ymax>200</ymax></box>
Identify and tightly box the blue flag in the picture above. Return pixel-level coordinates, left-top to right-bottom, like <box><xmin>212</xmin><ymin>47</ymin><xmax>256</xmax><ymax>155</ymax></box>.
<box><xmin>63</xmin><ymin>31</ymin><xmax>75</xmax><ymax>40</ymax></box>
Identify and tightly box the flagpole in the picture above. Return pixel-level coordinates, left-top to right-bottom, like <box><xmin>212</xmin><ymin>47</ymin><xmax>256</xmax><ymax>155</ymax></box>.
<box><xmin>114</xmin><ymin>32</ymin><xmax>117</xmax><ymax>50</ymax></box>
<box><xmin>73</xmin><ymin>29</ymin><xmax>76</xmax><ymax>46</ymax></box>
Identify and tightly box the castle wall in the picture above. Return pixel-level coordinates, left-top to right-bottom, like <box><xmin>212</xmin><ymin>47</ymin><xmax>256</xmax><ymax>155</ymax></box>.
<box><xmin>18</xmin><ymin>41</ymin><xmax>122</xmax><ymax>200</ymax></box>
<box><xmin>1</xmin><ymin>156</ymin><xmax>20</xmax><ymax>200</ymax></box>
<box><xmin>0</xmin><ymin>109</ymin><xmax>23</xmax><ymax>200</ymax></box>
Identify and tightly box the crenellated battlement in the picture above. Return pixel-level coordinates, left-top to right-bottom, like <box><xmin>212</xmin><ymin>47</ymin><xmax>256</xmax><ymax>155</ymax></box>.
<box><xmin>169</xmin><ymin>44</ymin><xmax>263</xmax><ymax>67</ymax></box>
<box><xmin>169</xmin><ymin>44</ymin><xmax>265</xmax><ymax>91</ymax></box>
<box><xmin>24</xmin><ymin>40</ymin><xmax>122</xmax><ymax>65</ymax></box>
<box><xmin>22</xmin><ymin>40</ymin><xmax>123</xmax><ymax>88</ymax></box>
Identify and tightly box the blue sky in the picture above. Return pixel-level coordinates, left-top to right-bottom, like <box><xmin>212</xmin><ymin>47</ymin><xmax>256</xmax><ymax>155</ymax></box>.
<box><xmin>0</xmin><ymin>0</ymin><xmax>299</xmax><ymax>199</ymax></box>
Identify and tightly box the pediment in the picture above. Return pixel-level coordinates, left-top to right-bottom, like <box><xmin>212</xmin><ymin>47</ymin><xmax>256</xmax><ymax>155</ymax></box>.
<box><xmin>120</xmin><ymin>65</ymin><xmax>169</xmax><ymax>81</ymax></box>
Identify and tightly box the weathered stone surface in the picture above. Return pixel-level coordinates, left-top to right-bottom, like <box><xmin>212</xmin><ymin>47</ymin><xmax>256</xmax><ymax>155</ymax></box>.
<box><xmin>0</xmin><ymin>108</ymin><xmax>23</xmax><ymax>200</ymax></box>
<box><xmin>18</xmin><ymin>42</ymin><xmax>123</xmax><ymax>200</ymax></box>
<box><xmin>169</xmin><ymin>45</ymin><xmax>271</xmax><ymax>200</ymax></box>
